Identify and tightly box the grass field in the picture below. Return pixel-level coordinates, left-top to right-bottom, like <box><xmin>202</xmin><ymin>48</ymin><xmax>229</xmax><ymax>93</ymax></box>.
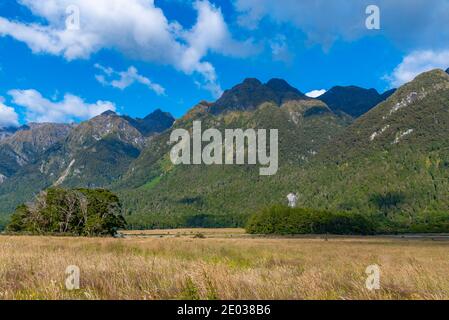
<box><xmin>121</xmin><ymin>228</ymin><xmax>246</xmax><ymax>237</ymax></box>
<box><xmin>1</xmin><ymin>229</ymin><xmax>449</xmax><ymax>300</ymax></box>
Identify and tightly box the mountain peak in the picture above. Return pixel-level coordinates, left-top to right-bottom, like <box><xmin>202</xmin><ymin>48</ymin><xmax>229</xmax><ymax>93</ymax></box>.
<box><xmin>242</xmin><ymin>78</ymin><xmax>262</xmax><ymax>86</ymax></box>
<box><xmin>210</xmin><ymin>78</ymin><xmax>305</xmax><ymax>114</ymax></box>
<box><xmin>381</xmin><ymin>69</ymin><xmax>449</xmax><ymax>112</ymax></box>
<box><xmin>148</xmin><ymin>108</ymin><xmax>163</xmax><ymax>114</ymax></box>
<box><xmin>143</xmin><ymin>108</ymin><xmax>173</xmax><ymax>121</ymax></box>
<box><xmin>319</xmin><ymin>85</ymin><xmax>387</xmax><ymax>118</ymax></box>
<box><xmin>266</xmin><ymin>78</ymin><xmax>305</xmax><ymax>102</ymax></box>
<box><xmin>101</xmin><ymin>110</ymin><xmax>117</xmax><ymax>116</ymax></box>
<box><xmin>128</xmin><ymin>109</ymin><xmax>175</xmax><ymax>136</ymax></box>
<box><xmin>328</xmin><ymin>67</ymin><xmax>449</xmax><ymax>156</ymax></box>
<box><xmin>406</xmin><ymin>68</ymin><xmax>449</xmax><ymax>87</ymax></box>
<box><xmin>266</xmin><ymin>78</ymin><xmax>299</xmax><ymax>92</ymax></box>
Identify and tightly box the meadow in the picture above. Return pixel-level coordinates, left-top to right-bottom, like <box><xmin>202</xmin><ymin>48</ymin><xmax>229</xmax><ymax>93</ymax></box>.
<box><xmin>0</xmin><ymin>229</ymin><xmax>448</xmax><ymax>300</ymax></box>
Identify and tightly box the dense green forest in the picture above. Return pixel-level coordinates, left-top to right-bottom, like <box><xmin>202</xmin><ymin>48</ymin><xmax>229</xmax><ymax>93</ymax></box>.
<box><xmin>246</xmin><ymin>205</ymin><xmax>449</xmax><ymax>235</ymax></box>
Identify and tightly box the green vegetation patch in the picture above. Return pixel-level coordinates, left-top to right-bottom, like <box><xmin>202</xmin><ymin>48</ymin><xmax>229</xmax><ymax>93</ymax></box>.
<box><xmin>246</xmin><ymin>205</ymin><xmax>376</xmax><ymax>235</ymax></box>
<box><xmin>246</xmin><ymin>205</ymin><xmax>449</xmax><ymax>235</ymax></box>
<box><xmin>7</xmin><ymin>188</ymin><xmax>126</xmax><ymax>236</ymax></box>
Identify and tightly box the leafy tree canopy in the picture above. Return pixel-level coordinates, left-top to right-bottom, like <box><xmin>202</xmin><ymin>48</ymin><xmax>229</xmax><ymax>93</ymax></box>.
<box><xmin>7</xmin><ymin>188</ymin><xmax>126</xmax><ymax>236</ymax></box>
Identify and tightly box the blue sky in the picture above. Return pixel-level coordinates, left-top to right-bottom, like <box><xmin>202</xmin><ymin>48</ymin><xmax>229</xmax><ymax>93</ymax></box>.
<box><xmin>1</xmin><ymin>0</ymin><xmax>449</xmax><ymax>126</ymax></box>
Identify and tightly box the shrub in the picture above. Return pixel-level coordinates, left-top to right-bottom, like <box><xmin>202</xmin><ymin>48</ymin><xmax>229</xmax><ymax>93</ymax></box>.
<box><xmin>193</xmin><ymin>232</ymin><xmax>206</xmax><ymax>239</ymax></box>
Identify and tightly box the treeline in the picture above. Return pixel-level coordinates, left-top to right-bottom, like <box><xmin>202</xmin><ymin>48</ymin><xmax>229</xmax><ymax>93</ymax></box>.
<box><xmin>246</xmin><ymin>205</ymin><xmax>449</xmax><ymax>235</ymax></box>
<box><xmin>246</xmin><ymin>206</ymin><xmax>376</xmax><ymax>235</ymax></box>
<box><xmin>4</xmin><ymin>186</ymin><xmax>448</xmax><ymax>235</ymax></box>
<box><xmin>7</xmin><ymin>188</ymin><xmax>126</xmax><ymax>236</ymax></box>
<box><xmin>125</xmin><ymin>212</ymin><xmax>248</xmax><ymax>230</ymax></box>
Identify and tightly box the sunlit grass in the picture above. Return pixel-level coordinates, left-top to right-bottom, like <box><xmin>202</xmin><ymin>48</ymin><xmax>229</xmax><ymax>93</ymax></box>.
<box><xmin>0</xmin><ymin>232</ymin><xmax>448</xmax><ymax>300</ymax></box>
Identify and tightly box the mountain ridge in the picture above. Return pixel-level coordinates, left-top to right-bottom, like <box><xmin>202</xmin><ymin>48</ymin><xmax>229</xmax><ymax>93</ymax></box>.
<box><xmin>1</xmin><ymin>70</ymin><xmax>448</xmax><ymax>230</ymax></box>
<box><xmin>0</xmin><ymin>109</ymin><xmax>175</xmax><ymax>214</ymax></box>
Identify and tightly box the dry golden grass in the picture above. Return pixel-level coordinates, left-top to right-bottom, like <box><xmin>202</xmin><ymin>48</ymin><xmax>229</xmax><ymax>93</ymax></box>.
<box><xmin>122</xmin><ymin>228</ymin><xmax>246</xmax><ymax>237</ymax></box>
<box><xmin>0</xmin><ymin>232</ymin><xmax>448</xmax><ymax>300</ymax></box>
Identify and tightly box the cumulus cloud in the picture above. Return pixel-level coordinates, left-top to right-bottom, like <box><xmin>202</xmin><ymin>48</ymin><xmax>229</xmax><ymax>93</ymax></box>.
<box><xmin>0</xmin><ymin>0</ymin><xmax>256</xmax><ymax>97</ymax></box>
<box><xmin>385</xmin><ymin>50</ymin><xmax>449</xmax><ymax>87</ymax></box>
<box><xmin>95</xmin><ymin>64</ymin><xmax>166</xmax><ymax>95</ymax></box>
<box><xmin>234</xmin><ymin>0</ymin><xmax>449</xmax><ymax>50</ymax></box>
<box><xmin>306</xmin><ymin>89</ymin><xmax>326</xmax><ymax>98</ymax></box>
<box><xmin>180</xmin><ymin>0</ymin><xmax>257</xmax><ymax>97</ymax></box>
<box><xmin>8</xmin><ymin>89</ymin><xmax>115</xmax><ymax>123</ymax></box>
<box><xmin>0</xmin><ymin>97</ymin><xmax>19</xmax><ymax>128</ymax></box>
<box><xmin>194</xmin><ymin>80</ymin><xmax>223</xmax><ymax>99</ymax></box>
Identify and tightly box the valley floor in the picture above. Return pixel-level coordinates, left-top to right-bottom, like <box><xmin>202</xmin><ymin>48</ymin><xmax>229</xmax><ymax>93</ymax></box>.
<box><xmin>0</xmin><ymin>230</ymin><xmax>448</xmax><ymax>300</ymax></box>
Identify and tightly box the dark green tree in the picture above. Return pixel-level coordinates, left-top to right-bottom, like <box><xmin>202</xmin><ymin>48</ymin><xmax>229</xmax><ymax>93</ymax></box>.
<box><xmin>7</xmin><ymin>188</ymin><xmax>126</xmax><ymax>236</ymax></box>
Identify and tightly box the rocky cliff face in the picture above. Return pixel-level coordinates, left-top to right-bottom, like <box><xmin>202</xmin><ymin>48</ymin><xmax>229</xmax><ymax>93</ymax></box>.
<box><xmin>0</xmin><ymin>126</ymin><xmax>19</xmax><ymax>141</ymax></box>
<box><xmin>1</xmin><ymin>123</ymin><xmax>74</xmax><ymax>157</ymax></box>
<box><xmin>65</xmin><ymin>111</ymin><xmax>147</xmax><ymax>151</ymax></box>
<box><xmin>0</xmin><ymin>123</ymin><xmax>74</xmax><ymax>179</ymax></box>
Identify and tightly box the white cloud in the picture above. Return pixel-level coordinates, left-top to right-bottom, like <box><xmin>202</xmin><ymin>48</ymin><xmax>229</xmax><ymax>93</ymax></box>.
<box><xmin>234</xmin><ymin>0</ymin><xmax>449</xmax><ymax>50</ymax></box>
<box><xmin>306</xmin><ymin>89</ymin><xmax>326</xmax><ymax>98</ymax></box>
<box><xmin>235</xmin><ymin>0</ymin><xmax>368</xmax><ymax>49</ymax></box>
<box><xmin>0</xmin><ymin>97</ymin><xmax>19</xmax><ymax>128</ymax></box>
<box><xmin>386</xmin><ymin>50</ymin><xmax>449</xmax><ymax>87</ymax></box>
<box><xmin>194</xmin><ymin>80</ymin><xmax>223</xmax><ymax>99</ymax></box>
<box><xmin>180</xmin><ymin>0</ymin><xmax>257</xmax><ymax>97</ymax></box>
<box><xmin>95</xmin><ymin>64</ymin><xmax>166</xmax><ymax>95</ymax></box>
<box><xmin>183</xmin><ymin>1</ymin><xmax>256</xmax><ymax>61</ymax></box>
<box><xmin>8</xmin><ymin>89</ymin><xmax>115</xmax><ymax>123</ymax></box>
<box><xmin>0</xmin><ymin>0</ymin><xmax>256</xmax><ymax>97</ymax></box>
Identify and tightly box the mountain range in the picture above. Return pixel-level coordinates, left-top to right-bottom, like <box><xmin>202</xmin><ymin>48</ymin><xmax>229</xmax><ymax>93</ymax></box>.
<box><xmin>1</xmin><ymin>69</ymin><xmax>448</xmax><ymax>228</ymax></box>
